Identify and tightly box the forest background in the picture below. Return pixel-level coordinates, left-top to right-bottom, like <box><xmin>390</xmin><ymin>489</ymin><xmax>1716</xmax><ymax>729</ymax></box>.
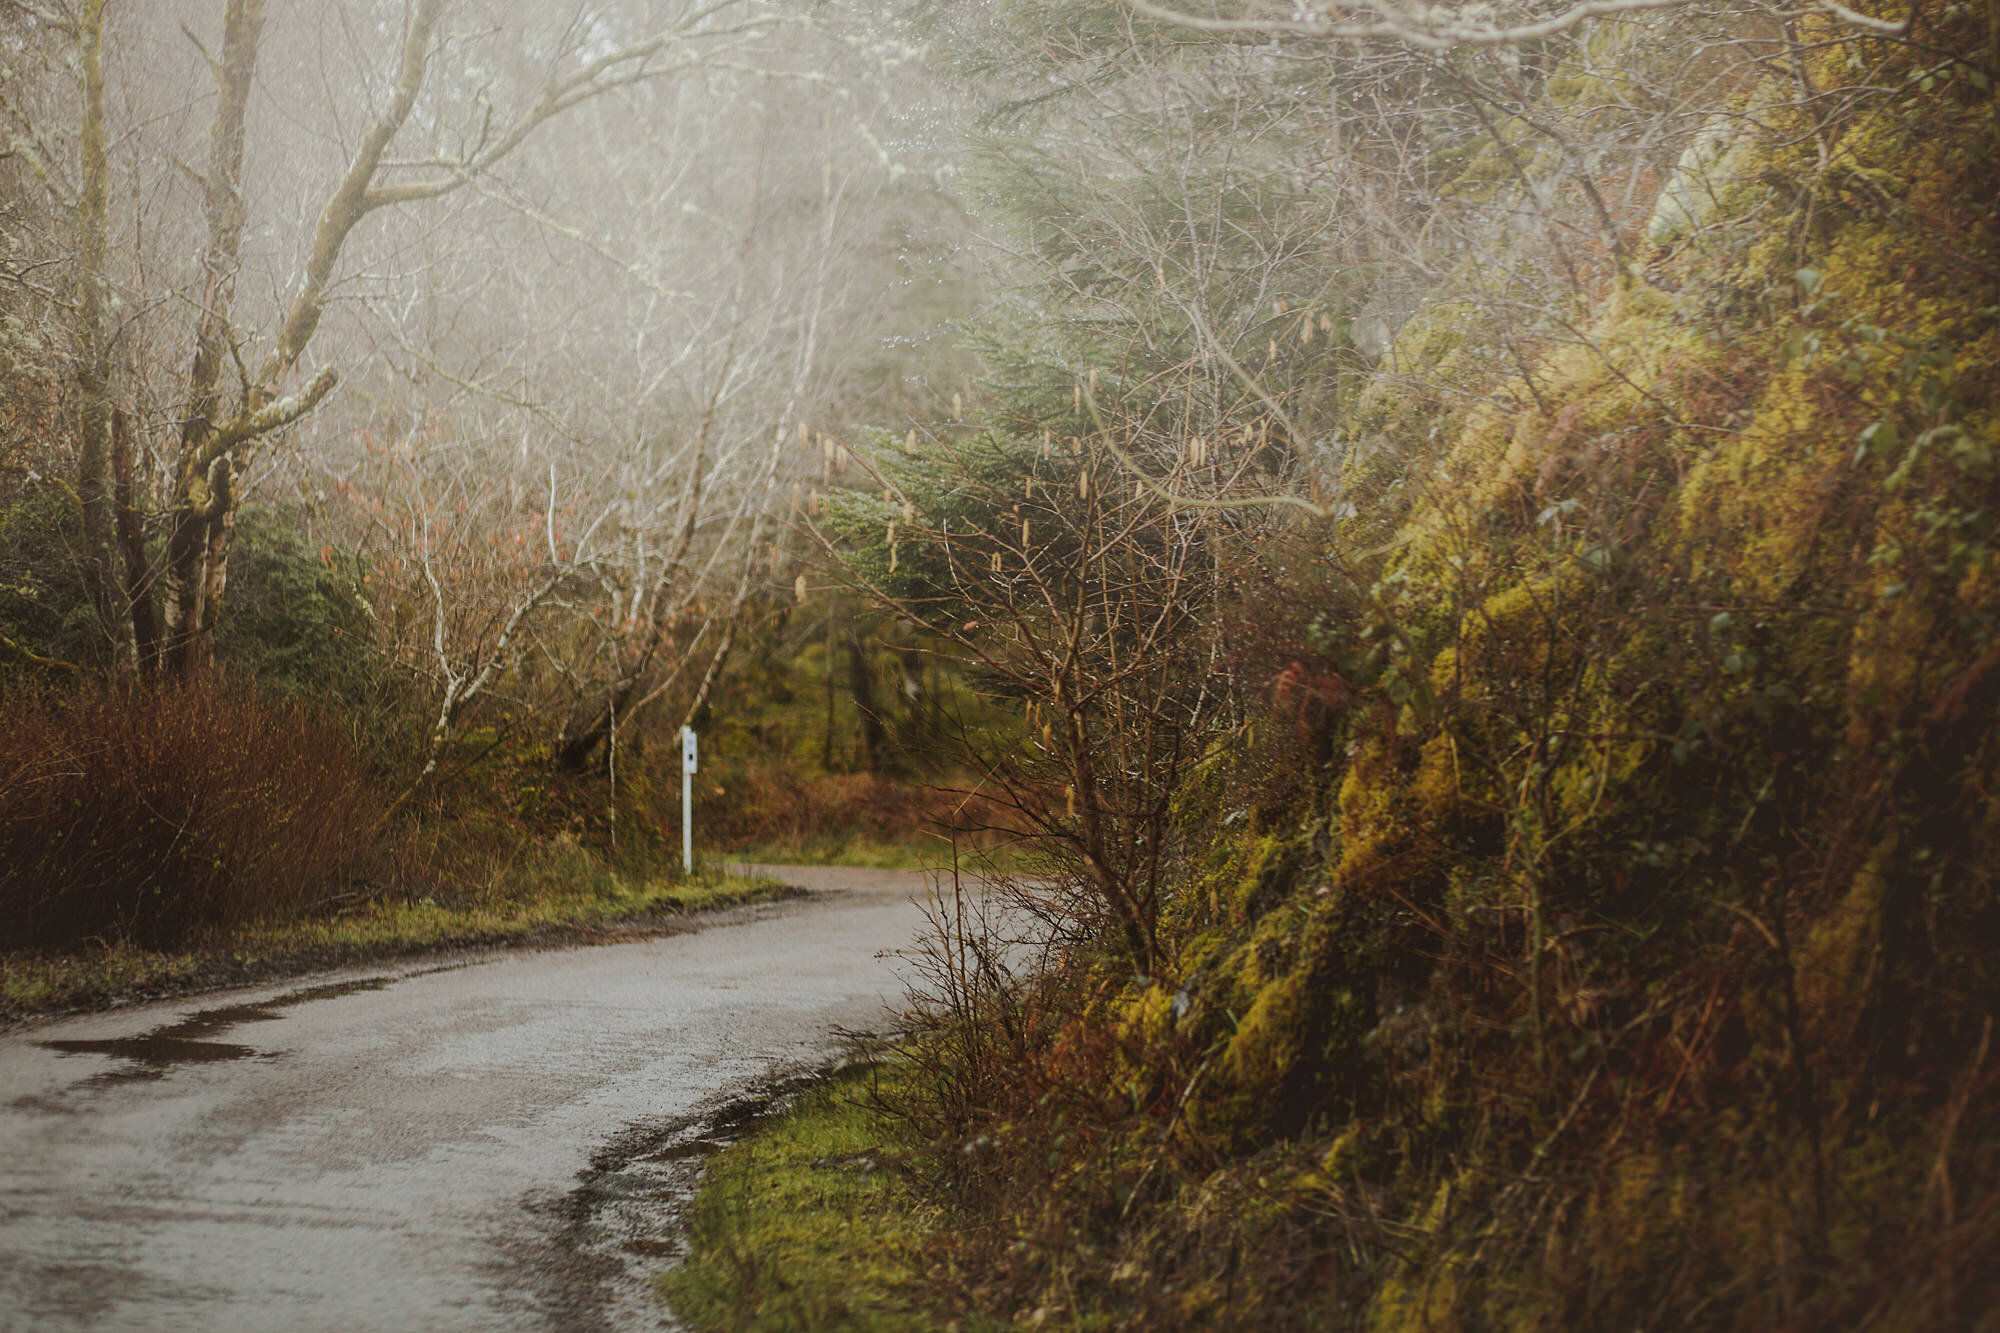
<box><xmin>4</xmin><ymin>0</ymin><xmax>1998</xmax><ymax>1327</ymax></box>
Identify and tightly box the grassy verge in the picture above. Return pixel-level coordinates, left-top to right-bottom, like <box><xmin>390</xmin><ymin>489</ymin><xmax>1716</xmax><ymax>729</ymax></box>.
<box><xmin>660</xmin><ymin>1059</ymin><xmax>992</xmax><ymax>1333</ymax></box>
<box><xmin>725</xmin><ymin>837</ymin><xmax>1040</xmax><ymax>874</ymax></box>
<box><xmin>1</xmin><ymin>862</ymin><xmax>797</xmax><ymax>1026</ymax></box>
<box><xmin>724</xmin><ymin>837</ymin><xmax>944</xmax><ymax>870</ymax></box>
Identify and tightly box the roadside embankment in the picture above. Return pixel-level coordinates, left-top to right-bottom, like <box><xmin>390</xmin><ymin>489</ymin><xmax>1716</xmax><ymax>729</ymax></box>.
<box><xmin>2</xmin><ymin>866</ymin><xmax>796</xmax><ymax>1028</ymax></box>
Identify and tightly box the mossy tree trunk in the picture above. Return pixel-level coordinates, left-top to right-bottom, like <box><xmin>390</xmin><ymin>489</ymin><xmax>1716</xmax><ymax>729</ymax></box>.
<box><xmin>160</xmin><ymin>0</ymin><xmax>268</xmax><ymax>675</ymax></box>
<box><xmin>71</xmin><ymin>0</ymin><xmax>130</xmax><ymax>671</ymax></box>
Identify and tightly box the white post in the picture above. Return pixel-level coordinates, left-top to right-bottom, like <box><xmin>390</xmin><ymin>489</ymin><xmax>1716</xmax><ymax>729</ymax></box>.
<box><xmin>680</xmin><ymin>725</ymin><xmax>698</xmax><ymax>874</ymax></box>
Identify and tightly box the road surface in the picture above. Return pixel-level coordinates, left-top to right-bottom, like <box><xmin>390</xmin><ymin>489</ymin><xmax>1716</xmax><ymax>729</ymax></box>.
<box><xmin>0</xmin><ymin>866</ymin><xmax>942</xmax><ymax>1331</ymax></box>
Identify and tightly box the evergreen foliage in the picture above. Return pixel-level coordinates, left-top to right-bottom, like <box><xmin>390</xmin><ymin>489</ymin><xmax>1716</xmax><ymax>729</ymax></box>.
<box><xmin>0</xmin><ymin>480</ymin><xmax>100</xmax><ymax>670</ymax></box>
<box><xmin>211</xmin><ymin>506</ymin><xmax>376</xmax><ymax>703</ymax></box>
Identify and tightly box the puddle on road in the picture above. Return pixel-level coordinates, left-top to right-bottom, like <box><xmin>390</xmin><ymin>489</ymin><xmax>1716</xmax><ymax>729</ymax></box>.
<box><xmin>32</xmin><ymin>974</ymin><xmax>403</xmax><ymax>1089</ymax></box>
<box><xmin>506</xmin><ymin>1068</ymin><xmax>832</xmax><ymax>1330</ymax></box>
<box><xmin>37</xmin><ymin>1035</ymin><xmax>267</xmax><ymax>1073</ymax></box>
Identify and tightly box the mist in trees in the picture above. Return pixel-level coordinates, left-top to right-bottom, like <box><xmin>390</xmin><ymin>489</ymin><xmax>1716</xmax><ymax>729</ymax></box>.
<box><xmin>2</xmin><ymin>0</ymin><xmax>980</xmax><ymax>790</ymax></box>
<box><xmin>8</xmin><ymin>1</ymin><xmax>2000</xmax><ymax>1321</ymax></box>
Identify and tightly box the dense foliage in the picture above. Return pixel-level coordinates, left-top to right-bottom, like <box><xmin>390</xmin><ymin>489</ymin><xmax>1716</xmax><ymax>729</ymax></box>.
<box><xmin>856</xmin><ymin>2</ymin><xmax>2000</xmax><ymax>1328</ymax></box>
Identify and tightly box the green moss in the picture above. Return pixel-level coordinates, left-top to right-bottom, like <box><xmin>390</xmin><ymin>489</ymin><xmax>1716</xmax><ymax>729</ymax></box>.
<box><xmin>1214</xmin><ymin>958</ymin><xmax>1310</xmax><ymax>1093</ymax></box>
<box><xmin>1795</xmin><ymin>838</ymin><xmax>1892</xmax><ymax>1042</ymax></box>
<box><xmin>659</xmin><ymin>1060</ymin><xmax>984</xmax><ymax>1333</ymax></box>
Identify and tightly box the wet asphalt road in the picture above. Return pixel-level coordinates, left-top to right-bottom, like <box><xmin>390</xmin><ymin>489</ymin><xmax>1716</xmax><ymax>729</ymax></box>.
<box><xmin>0</xmin><ymin>866</ymin><xmax>941</xmax><ymax>1332</ymax></box>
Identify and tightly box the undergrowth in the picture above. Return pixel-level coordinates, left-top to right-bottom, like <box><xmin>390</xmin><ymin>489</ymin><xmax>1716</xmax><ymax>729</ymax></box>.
<box><xmin>705</xmin><ymin>13</ymin><xmax>2000</xmax><ymax>1331</ymax></box>
<box><xmin>699</xmin><ymin>766</ymin><xmax>1023</xmax><ymax>867</ymax></box>
<box><xmin>0</xmin><ymin>674</ymin><xmax>387</xmax><ymax>950</ymax></box>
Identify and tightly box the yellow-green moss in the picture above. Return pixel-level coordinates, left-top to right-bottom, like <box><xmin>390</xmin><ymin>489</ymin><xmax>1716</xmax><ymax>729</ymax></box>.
<box><xmin>1796</xmin><ymin>838</ymin><xmax>1892</xmax><ymax>1042</ymax></box>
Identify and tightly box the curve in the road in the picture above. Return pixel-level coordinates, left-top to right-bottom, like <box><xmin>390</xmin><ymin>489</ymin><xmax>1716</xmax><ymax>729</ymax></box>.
<box><xmin>0</xmin><ymin>866</ymin><xmax>941</xmax><ymax>1332</ymax></box>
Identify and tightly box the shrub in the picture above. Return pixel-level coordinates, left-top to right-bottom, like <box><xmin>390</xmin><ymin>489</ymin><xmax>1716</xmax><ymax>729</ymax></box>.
<box><xmin>0</xmin><ymin>676</ymin><xmax>388</xmax><ymax>950</ymax></box>
<box><xmin>0</xmin><ymin>480</ymin><xmax>100</xmax><ymax>670</ymax></box>
<box><xmin>696</xmin><ymin>764</ymin><xmax>1018</xmax><ymax>859</ymax></box>
<box><xmin>213</xmin><ymin>505</ymin><xmax>379</xmax><ymax>704</ymax></box>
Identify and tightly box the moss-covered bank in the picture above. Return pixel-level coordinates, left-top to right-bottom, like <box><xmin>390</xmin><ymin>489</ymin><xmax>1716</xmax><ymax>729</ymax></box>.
<box><xmin>685</xmin><ymin>8</ymin><xmax>2000</xmax><ymax>1329</ymax></box>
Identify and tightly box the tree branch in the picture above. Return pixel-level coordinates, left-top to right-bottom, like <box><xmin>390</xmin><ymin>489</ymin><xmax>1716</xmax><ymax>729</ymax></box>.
<box><xmin>1122</xmin><ymin>0</ymin><xmax>1718</xmax><ymax>49</ymax></box>
<box><xmin>196</xmin><ymin>367</ymin><xmax>339</xmax><ymax>469</ymax></box>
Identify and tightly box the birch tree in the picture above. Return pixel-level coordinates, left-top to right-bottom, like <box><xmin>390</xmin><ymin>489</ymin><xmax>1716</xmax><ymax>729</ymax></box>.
<box><xmin>274</xmin><ymin>7</ymin><xmax>967</xmax><ymax>790</ymax></box>
<box><xmin>12</xmin><ymin>0</ymin><xmax>790</xmax><ymax>676</ymax></box>
<box><xmin>154</xmin><ymin>0</ymin><xmax>787</xmax><ymax>675</ymax></box>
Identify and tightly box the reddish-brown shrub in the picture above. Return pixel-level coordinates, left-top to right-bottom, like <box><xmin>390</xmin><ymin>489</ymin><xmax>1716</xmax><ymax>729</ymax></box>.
<box><xmin>696</xmin><ymin>765</ymin><xmax>1019</xmax><ymax>855</ymax></box>
<box><xmin>0</xmin><ymin>675</ymin><xmax>388</xmax><ymax>950</ymax></box>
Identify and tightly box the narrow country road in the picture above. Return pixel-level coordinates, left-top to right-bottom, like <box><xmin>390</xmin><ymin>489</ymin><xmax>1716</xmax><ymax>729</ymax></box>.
<box><xmin>0</xmin><ymin>866</ymin><xmax>940</xmax><ymax>1332</ymax></box>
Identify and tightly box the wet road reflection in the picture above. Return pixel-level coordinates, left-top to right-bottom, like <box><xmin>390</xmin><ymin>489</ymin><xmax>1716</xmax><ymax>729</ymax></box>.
<box><xmin>0</xmin><ymin>867</ymin><xmax>938</xmax><ymax>1331</ymax></box>
<box><xmin>35</xmin><ymin>977</ymin><xmax>402</xmax><ymax>1086</ymax></box>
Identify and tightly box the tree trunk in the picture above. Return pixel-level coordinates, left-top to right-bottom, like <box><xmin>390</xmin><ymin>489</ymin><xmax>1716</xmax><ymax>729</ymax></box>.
<box><xmin>112</xmin><ymin>409</ymin><xmax>160</xmax><ymax>671</ymax></box>
<box><xmin>165</xmin><ymin>0</ymin><xmax>439</xmax><ymax>674</ymax></box>
<box><xmin>161</xmin><ymin>459</ymin><xmax>233</xmax><ymax>673</ymax></box>
<box><xmin>72</xmin><ymin>0</ymin><xmax>131</xmax><ymax>670</ymax></box>
<box><xmin>558</xmin><ymin>675</ymin><xmax>642</xmax><ymax>773</ymax></box>
<box><xmin>846</xmin><ymin>629</ymin><xmax>886</xmax><ymax>776</ymax></box>
<box><xmin>161</xmin><ymin>0</ymin><xmax>267</xmax><ymax>675</ymax></box>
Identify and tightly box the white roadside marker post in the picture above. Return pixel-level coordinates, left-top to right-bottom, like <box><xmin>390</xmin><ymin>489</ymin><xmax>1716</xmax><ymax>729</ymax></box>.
<box><xmin>681</xmin><ymin>725</ymin><xmax>698</xmax><ymax>875</ymax></box>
